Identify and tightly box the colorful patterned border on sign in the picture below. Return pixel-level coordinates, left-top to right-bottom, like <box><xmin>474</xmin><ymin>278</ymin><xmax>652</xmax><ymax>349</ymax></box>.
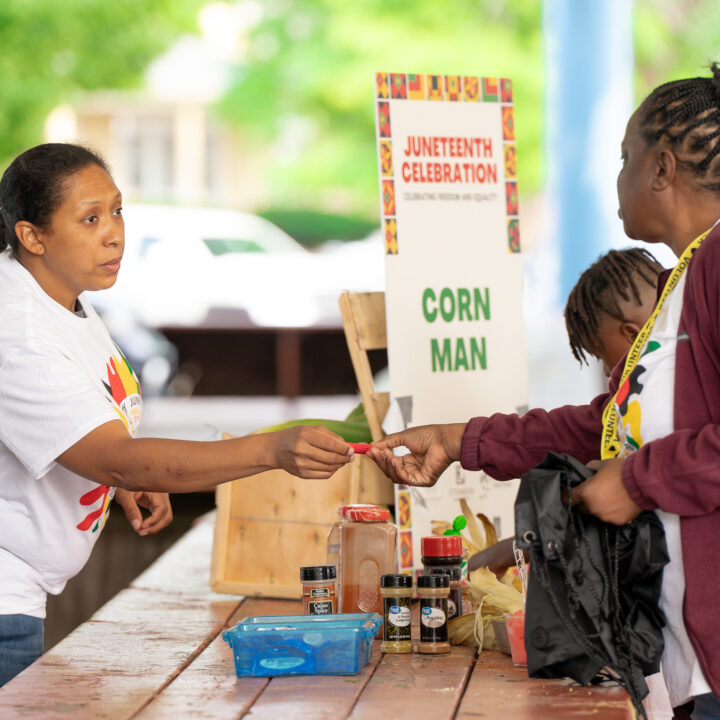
<box><xmin>399</xmin><ymin>530</ymin><xmax>414</xmax><ymax>570</ymax></box>
<box><xmin>390</xmin><ymin>73</ymin><xmax>407</xmax><ymax>99</ymax></box>
<box><xmin>380</xmin><ymin>140</ymin><xmax>393</xmax><ymax>177</ymax></box>
<box><xmin>463</xmin><ymin>76</ymin><xmax>479</xmax><ymax>101</ymax></box>
<box><xmin>506</xmin><ymin>181</ymin><xmax>519</xmax><ymax>216</ymax></box>
<box><xmin>408</xmin><ymin>73</ymin><xmax>425</xmax><ymax>100</ymax></box>
<box><xmin>482</xmin><ymin>77</ymin><xmax>499</xmax><ymax>102</ymax></box>
<box><xmin>382</xmin><ymin>179</ymin><xmax>396</xmax><ymax>215</ymax></box>
<box><xmin>508</xmin><ymin>218</ymin><xmax>520</xmax><ymax>253</ymax></box>
<box><xmin>397</xmin><ymin>490</ymin><xmax>411</xmax><ymax>529</ymax></box>
<box><xmin>427</xmin><ymin>74</ymin><xmax>444</xmax><ymax>101</ymax></box>
<box><xmin>445</xmin><ymin>75</ymin><xmax>461</xmax><ymax>101</ymax></box>
<box><xmin>501</xmin><ymin>77</ymin><xmax>513</xmax><ymax>103</ymax></box>
<box><xmin>378</xmin><ymin>101</ymin><xmax>391</xmax><ymax>137</ymax></box>
<box><xmin>376</xmin><ymin>72</ymin><xmax>389</xmax><ymax>99</ymax></box>
<box><xmin>504</xmin><ymin>144</ymin><xmax>517</xmax><ymax>179</ymax></box>
<box><xmin>384</xmin><ymin>217</ymin><xmax>398</xmax><ymax>255</ymax></box>
<box><xmin>502</xmin><ymin>105</ymin><xmax>515</xmax><ymax>141</ymax></box>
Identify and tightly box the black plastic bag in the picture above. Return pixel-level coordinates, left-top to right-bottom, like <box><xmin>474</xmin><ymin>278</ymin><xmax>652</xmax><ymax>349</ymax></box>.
<box><xmin>515</xmin><ymin>453</ymin><xmax>668</xmax><ymax>718</ymax></box>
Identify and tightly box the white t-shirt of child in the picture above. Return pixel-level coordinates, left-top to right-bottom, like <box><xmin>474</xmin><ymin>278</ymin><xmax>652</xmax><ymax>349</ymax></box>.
<box><xmin>0</xmin><ymin>251</ymin><xmax>142</xmax><ymax>618</ymax></box>
<box><xmin>615</xmin><ymin>270</ymin><xmax>711</xmax><ymax>706</ymax></box>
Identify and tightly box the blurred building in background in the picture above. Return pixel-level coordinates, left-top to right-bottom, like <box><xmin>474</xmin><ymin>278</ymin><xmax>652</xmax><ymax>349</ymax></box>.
<box><xmin>44</xmin><ymin>34</ymin><xmax>265</xmax><ymax>209</ymax></box>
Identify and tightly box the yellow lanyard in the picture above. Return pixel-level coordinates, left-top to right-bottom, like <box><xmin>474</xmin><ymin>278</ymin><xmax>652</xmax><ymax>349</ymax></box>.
<box><xmin>600</xmin><ymin>229</ymin><xmax>711</xmax><ymax>459</ymax></box>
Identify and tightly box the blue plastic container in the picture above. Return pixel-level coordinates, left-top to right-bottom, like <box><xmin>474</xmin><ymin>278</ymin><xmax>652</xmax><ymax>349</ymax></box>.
<box><xmin>223</xmin><ymin>612</ymin><xmax>382</xmax><ymax>677</ymax></box>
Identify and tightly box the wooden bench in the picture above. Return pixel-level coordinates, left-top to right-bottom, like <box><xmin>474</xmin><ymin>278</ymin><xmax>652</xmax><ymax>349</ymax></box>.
<box><xmin>0</xmin><ymin>512</ymin><xmax>643</xmax><ymax>719</ymax></box>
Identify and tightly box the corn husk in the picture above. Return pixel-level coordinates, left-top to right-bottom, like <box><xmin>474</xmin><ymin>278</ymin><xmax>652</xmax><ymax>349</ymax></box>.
<box><xmin>476</xmin><ymin>512</ymin><xmax>498</xmax><ymax>548</ymax></box>
<box><xmin>449</xmin><ymin>567</ymin><xmax>523</xmax><ymax>650</ymax></box>
<box><xmin>459</xmin><ymin>498</ymin><xmax>487</xmax><ymax>550</ymax></box>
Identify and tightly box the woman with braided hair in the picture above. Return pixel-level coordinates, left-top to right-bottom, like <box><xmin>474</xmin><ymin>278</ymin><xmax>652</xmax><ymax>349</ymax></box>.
<box><xmin>369</xmin><ymin>64</ymin><xmax>720</xmax><ymax>719</ymax></box>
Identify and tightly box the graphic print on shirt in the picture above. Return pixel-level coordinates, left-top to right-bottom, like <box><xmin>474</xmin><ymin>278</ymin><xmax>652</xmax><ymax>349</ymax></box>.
<box><xmin>77</xmin><ymin>484</ymin><xmax>113</xmax><ymax>533</ymax></box>
<box><xmin>102</xmin><ymin>345</ymin><xmax>142</xmax><ymax>435</ymax></box>
<box><xmin>617</xmin><ymin>341</ymin><xmax>660</xmax><ymax>453</ymax></box>
<box><xmin>76</xmin><ymin>347</ymin><xmax>141</xmax><ymax>533</ymax></box>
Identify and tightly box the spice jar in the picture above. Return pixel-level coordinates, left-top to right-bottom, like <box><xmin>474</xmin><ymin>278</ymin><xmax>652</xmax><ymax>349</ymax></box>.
<box><xmin>421</xmin><ymin>536</ymin><xmax>464</xmax><ymax>620</ymax></box>
<box><xmin>327</xmin><ymin>504</ymin><xmax>378</xmax><ymax>608</ymax></box>
<box><xmin>300</xmin><ymin>565</ymin><xmax>337</xmax><ymax>615</ymax></box>
<box><xmin>338</xmin><ymin>506</ymin><xmax>397</xmax><ymax>615</ymax></box>
<box><xmin>416</xmin><ymin>574</ymin><xmax>450</xmax><ymax>654</ymax></box>
<box><xmin>380</xmin><ymin>574</ymin><xmax>413</xmax><ymax>654</ymax></box>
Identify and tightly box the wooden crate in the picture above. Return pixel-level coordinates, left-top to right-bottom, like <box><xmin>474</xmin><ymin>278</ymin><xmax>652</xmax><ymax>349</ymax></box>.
<box><xmin>211</xmin><ymin>452</ymin><xmax>394</xmax><ymax>598</ymax></box>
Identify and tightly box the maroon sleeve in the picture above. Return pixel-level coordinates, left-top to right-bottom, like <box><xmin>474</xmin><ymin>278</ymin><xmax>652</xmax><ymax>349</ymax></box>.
<box><xmin>459</xmin><ymin>390</ymin><xmax>610</xmax><ymax>481</ymax></box>
<box><xmin>622</xmin><ymin>427</ymin><xmax>720</xmax><ymax>514</ymax></box>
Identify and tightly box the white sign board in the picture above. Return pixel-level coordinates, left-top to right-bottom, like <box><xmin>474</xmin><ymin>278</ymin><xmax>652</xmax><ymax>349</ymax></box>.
<box><xmin>374</xmin><ymin>73</ymin><xmax>528</xmax><ymax>573</ymax></box>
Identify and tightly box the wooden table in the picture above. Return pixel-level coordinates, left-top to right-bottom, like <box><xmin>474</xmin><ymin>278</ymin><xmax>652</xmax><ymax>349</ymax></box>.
<box><xmin>0</xmin><ymin>513</ymin><xmax>642</xmax><ymax>719</ymax></box>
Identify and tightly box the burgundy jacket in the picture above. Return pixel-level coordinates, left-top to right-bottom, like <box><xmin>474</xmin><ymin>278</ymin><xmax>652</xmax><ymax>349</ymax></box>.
<box><xmin>460</xmin><ymin>224</ymin><xmax>720</xmax><ymax>696</ymax></box>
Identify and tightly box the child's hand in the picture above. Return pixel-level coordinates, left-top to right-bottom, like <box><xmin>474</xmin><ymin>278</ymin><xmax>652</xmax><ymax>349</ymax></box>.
<box><xmin>468</xmin><ymin>537</ymin><xmax>517</xmax><ymax>576</ymax></box>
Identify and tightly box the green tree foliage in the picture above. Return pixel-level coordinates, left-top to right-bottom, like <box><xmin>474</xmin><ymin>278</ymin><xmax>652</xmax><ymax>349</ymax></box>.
<box><xmin>0</xmin><ymin>0</ymin><xmax>203</xmax><ymax>165</ymax></box>
<box><xmin>218</xmin><ymin>0</ymin><xmax>544</xmax><ymax>217</ymax></box>
<box><xmin>634</xmin><ymin>0</ymin><xmax>720</xmax><ymax>98</ymax></box>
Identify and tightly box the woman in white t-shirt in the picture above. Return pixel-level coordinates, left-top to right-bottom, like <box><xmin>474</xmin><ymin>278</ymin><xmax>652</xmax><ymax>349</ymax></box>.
<box><xmin>0</xmin><ymin>143</ymin><xmax>354</xmax><ymax>686</ymax></box>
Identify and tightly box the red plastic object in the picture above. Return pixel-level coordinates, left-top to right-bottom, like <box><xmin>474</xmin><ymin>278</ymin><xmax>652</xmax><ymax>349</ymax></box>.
<box><xmin>347</xmin><ymin>442</ymin><xmax>372</xmax><ymax>454</ymax></box>
<box><xmin>345</xmin><ymin>506</ymin><xmax>390</xmax><ymax>522</ymax></box>
<box><xmin>420</xmin><ymin>535</ymin><xmax>463</xmax><ymax>557</ymax></box>
<box><xmin>505</xmin><ymin>610</ymin><xmax>527</xmax><ymax>666</ymax></box>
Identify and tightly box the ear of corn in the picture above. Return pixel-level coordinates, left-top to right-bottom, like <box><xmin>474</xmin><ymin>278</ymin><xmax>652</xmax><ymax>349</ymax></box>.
<box><xmin>448</xmin><ymin>567</ymin><xmax>523</xmax><ymax>651</ymax></box>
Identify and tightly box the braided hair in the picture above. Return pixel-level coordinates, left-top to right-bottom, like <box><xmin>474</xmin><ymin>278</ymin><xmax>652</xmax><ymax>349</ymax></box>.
<box><xmin>564</xmin><ymin>248</ymin><xmax>664</xmax><ymax>365</ymax></box>
<box><xmin>638</xmin><ymin>62</ymin><xmax>720</xmax><ymax>192</ymax></box>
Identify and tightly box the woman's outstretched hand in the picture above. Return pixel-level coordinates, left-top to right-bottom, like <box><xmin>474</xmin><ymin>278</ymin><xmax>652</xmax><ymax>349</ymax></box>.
<box><xmin>273</xmin><ymin>425</ymin><xmax>353</xmax><ymax>479</ymax></box>
<box><xmin>367</xmin><ymin>423</ymin><xmax>466</xmax><ymax>487</ymax></box>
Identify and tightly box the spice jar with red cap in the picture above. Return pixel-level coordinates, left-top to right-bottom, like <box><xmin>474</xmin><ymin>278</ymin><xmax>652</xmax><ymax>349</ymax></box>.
<box><xmin>327</xmin><ymin>504</ymin><xmax>379</xmax><ymax>608</ymax></box>
<box><xmin>338</xmin><ymin>506</ymin><xmax>397</xmax><ymax>615</ymax></box>
<box><xmin>421</xmin><ymin>535</ymin><xmax>464</xmax><ymax>620</ymax></box>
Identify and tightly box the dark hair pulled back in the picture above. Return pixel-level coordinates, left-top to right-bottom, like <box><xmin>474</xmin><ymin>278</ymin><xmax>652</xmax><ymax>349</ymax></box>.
<box><xmin>638</xmin><ymin>61</ymin><xmax>720</xmax><ymax>192</ymax></box>
<box><xmin>0</xmin><ymin>143</ymin><xmax>109</xmax><ymax>254</ymax></box>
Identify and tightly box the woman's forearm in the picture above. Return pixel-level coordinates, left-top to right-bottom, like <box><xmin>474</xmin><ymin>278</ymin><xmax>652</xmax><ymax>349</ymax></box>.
<box><xmin>58</xmin><ymin>420</ymin><xmax>351</xmax><ymax>492</ymax></box>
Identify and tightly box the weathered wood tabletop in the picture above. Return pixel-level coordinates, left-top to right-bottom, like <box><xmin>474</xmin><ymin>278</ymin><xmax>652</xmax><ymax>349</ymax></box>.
<box><xmin>0</xmin><ymin>512</ymin><xmax>642</xmax><ymax>719</ymax></box>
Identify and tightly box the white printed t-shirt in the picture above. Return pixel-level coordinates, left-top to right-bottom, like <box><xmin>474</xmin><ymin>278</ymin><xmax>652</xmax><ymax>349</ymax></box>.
<box><xmin>0</xmin><ymin>251</ymin><xmax>142</xmax><ymax>618</ymax></box>
<box><xmin>615</xmin><ymin>270</ymin><xmax>711</xmax><ymax>706</ymax></box>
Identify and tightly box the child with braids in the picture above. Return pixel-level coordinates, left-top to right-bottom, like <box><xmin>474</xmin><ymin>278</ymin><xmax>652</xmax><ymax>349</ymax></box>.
<box><xmin>370</xmin><ymin>63</ymin><xmax>720</xmax><ymax>719</ymax></box>
<box><xmin>564</xmin><ymin>247</ymin><xmax>665</xmax><ymax>376</ymax></box>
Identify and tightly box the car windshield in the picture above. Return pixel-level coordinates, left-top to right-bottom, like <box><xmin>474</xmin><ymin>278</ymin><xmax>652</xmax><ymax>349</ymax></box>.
<box><xmin>202</xmin><ymin>238</ymin><xmax>267</xmax><ymax>255</ymax></box>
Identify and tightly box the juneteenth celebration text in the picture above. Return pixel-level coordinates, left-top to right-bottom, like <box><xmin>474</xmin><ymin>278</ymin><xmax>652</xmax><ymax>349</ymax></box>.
<box><xmin>402</xmin><ymin>135</ymin><xmax>498</xmax><ymax>184</ymax></box>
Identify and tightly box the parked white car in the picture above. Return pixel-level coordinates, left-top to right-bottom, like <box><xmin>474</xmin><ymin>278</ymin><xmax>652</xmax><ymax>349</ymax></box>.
<box><xmin>92</xmin><ymin>204</ymin><xmax>383</xmax><ymax>329</ymax></box>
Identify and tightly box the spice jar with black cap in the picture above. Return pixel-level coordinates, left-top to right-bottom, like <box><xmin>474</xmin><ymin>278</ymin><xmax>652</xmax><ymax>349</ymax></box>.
<box><xmin>300</xmin><ymin>565</ymin><xmax>337</xmax><ymax>615</ymax></box>
<box><xmin>417</xmin><ymin>574</ymin><xmax>450</xmax><ymax>654</ymax></box>
<box><xmin>380</xmin><ymin>574</ymin><xmax>413</xmax><ymax>654</ymax></box>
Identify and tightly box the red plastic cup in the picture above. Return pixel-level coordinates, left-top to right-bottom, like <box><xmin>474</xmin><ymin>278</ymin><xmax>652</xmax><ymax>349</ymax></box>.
<box><xmin>504</xmin><ymin>610</ymin><xmax>527</xmax><ymax>667</ymax></box>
